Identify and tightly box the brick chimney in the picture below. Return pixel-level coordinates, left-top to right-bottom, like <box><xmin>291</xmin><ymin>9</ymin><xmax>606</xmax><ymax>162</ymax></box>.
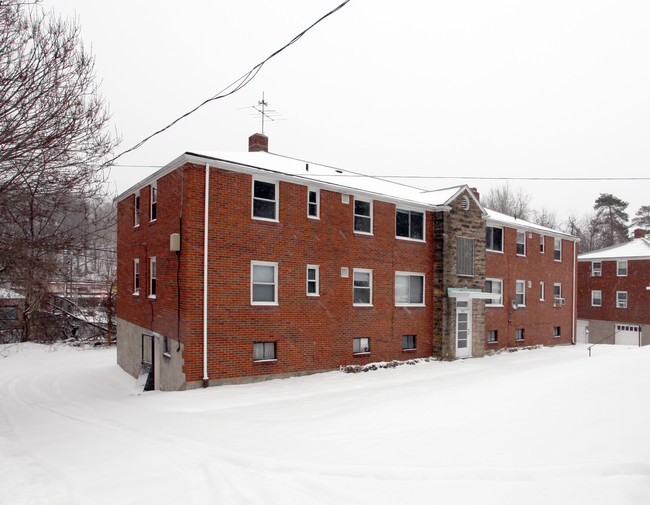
<box><xmin>470</xmin><ymin>187</ymin><xmax>480</xmax><ymax>202</ymax></box>
<box><xmin>634</xmin><ymin>229</ymin><xmax>646</xmax><ymax>239</ymax></box>
<box><xmin>248</xmin><ymin>133</ymin><xmax>268</xmax><ymax>152</ymax></box>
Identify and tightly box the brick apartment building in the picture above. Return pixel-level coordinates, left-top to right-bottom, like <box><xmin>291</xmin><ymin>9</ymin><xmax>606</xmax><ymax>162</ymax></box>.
<box><xmin>116</xmin><ymin>133</ymin><xmax>578</xmax><ymax>390</ymax></box>
<box><xmin>576</xmin><ymin>229</ymin><xmax>650</xmax><ymax>346</ymax></box>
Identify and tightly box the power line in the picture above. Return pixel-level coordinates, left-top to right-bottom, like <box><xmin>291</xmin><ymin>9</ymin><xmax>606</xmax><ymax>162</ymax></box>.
<box><xmin>109</xmin><ymin>1</ymin><xmax>350</xmax><ymax>165</ymax></box>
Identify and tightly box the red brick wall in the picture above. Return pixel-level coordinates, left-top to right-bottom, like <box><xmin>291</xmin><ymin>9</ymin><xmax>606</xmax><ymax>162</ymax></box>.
<box><xmin>577</xmin><ymin>258</ymin><xmax>650</xmax><ymax>325</ymax></box>
<box><xmin>485</xmin><ymin>228</ymin><xmax>576</xmax><ymax>348</ymax></box>
<box><xmin>118</xmin><ymin>163</ymin><xmax>437</xmax><ymax>383</ymax></box>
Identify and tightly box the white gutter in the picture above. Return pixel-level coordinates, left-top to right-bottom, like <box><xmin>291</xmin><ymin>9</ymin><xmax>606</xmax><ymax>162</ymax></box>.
<box><xmin>572</xmin><ymin>241</ymin><xmax>577</xmax><ymax>344</ymax></box>
<box><xmin>203</xmin><ymin>163</ymin><xmax>210</xmax><ymax>385</ymax></box>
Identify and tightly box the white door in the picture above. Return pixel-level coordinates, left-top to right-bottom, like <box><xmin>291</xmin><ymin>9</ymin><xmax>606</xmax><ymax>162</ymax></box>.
<box><xmin>615</xmin><ymin>324</ymin><xmax>641</xmax><ymax>346</ymax></box>
<box><xmin>456</xmin><ymin>300</ymin><xmax>472</xmax><ymax>358</ymax></box>
<box><xmin>576</xmin><ymin>320</ymin><xmax>589</xmax><ymax>344</ymax></box>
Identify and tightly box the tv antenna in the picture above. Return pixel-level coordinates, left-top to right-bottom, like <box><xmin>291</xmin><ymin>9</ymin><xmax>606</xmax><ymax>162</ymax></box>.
<box><xmin>243</xmin><ymin>93</ymin><xmax>284</xmax><ymax>134</ymax></box>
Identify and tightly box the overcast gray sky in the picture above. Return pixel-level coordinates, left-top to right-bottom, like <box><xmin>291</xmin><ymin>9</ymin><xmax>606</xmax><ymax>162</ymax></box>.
<box><xmin>46</xmin><ymin>0</ymin><xmax>650</xmax><ymax>225</ymax></box>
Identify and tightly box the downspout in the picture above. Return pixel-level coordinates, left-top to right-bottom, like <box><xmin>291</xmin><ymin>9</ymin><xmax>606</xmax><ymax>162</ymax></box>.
<box><xmin>572</xmin><ymin>240</ymin><xmax>577</xmax><ymax>344</ymax></box>
<box><xmin>203</xmin><ymin>164</ymin><xmax>210</xmax><ymax>386</ymax></box>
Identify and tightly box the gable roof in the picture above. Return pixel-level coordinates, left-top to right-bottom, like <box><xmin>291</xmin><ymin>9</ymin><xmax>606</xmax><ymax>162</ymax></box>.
<box><xmin>117</xmin><ymin>150</ymin><xmax>486</xmax><ymax>213</ymax></box>
<box><xmin>578</xmin><ymin>237</ymin><xmax>650</xmax><ymax>261</ymax></box>
<box><xmin>485</xmin><ymin>209</ymin><xmax>578</xmax><ymax>241</ymax></box>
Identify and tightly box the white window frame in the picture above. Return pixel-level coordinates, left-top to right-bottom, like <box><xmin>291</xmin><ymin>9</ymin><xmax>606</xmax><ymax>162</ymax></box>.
<box><xmin>617</xmin><ymin>260</ymin><xmax>628</xmax><ymax>277</ymax></box>
<box><xmin>554</xmin><ymin>283</ymin><xmax>562</xmax><ymax>299</ymax></box>
<box><xmin>554</xmin><ymin>238</ymin><xmax>562</xmax><ymax>261</ymax></box>
<box><xmin>253</xmin><ymin>342</ymin><xmax>276</xmax><ymax>362</ymax></box>
<box><xmin>402</xmin><ymin>334</ymin><xmax>416</xmax><ymax>350</ymax></box>
<box><xmin>540</xmin><ymin>281</ymin><xmax>545</xmax><ymax>301</ymax></box>
<box><xmin>515</xmin><ymin>328</ymin><xmax>525</xmax><ymax>341</ymax></box>
<box><xmin>516</xmin><ymin>280</ymin><xmax>526</xmax><ymax>307</ymax></box>
<box><xmin>149</xmin><ymin>256</ymin><xmax>156</xmax><ymax>299</ymax></box>
<box><xmin>395</xmin><ymin>272</ymin><xmax>425</xmax><ymax>306</ymax></box>
<box><xmin>395</xmin><ymin>208</ymin><xmax>425</xmax><ymax>242</ymax></box>
<box><xmin>486</xmin><ymin>226</ymin><xmax>504</xmax><ymax>253</ymax></box>
<box><xmin>616</xmin><ymin>291</ymin><xmax>628</xmax><ymax>308</ymax></box>
<box><xmin>307</xmin><ymin>188</ymin><xmax>320</xmax><ymax>219</ymax></box>
<box><xmin>456</xmin><ymin>236</ymin><xmax>475</xmax><ymax>277</ymax></box>
<box><xmin>591</xmin><ymin>290</ymin><xmax>602</xmax><ymax>307</ymax></box>
<box><xmin>133</xmin><ymin>258</ymin><xmax>140</xmax><ymax>295</ymax></box>
<box><xmin>134</xmin><ymin>191</ymin><xmax>140</xmax><ymax>227</ymax></box>
<box><xmin>353</xmin><ymin>197</ymin><xmax>373</xmax><ymax>235</ymax></box>
<box><xmin>353</xmin><ymin>337</ymin><xmax>370</xmax><ymax>354</ymax></box>
<box><xmin>150</xmin><ymin>182</ymin><xmax>157</xmax><ymax>222</ymax></box>
<box><xmin>592</xmin><ymin>261</ymin><xmax>602</xmax><ymax>277</ymax></box>
<box><xmin>516</xmin><ymin>231</ymin><xmax>526</xmax><ymax>256</ymax></box>
<box><xmin>487</xmin><ymin>330</ymin><xmax>498</xmax><ymax>343</ymax></box>
<box><xmin>353</xmin><ymin>268</ymin><xmax>373</xmax><ymax>306</ymax></box>
<box><xmin>252</xmin><ymin>178</ymin><xmax>279</xmax><ymax>222</ymax></box>
<box><xmin>306</xmin><ymin>265</ymin><xmax>319</xmax><ymax>297</ymax></box>
<box><xmin>540</xmin><ymin>235</ymin><xmax>545</xmax><ymax>254</ymax></box>
<box><xmin>485</xmin><ymin>278</ymin><xmax>503</xmax><ymax>307</ymax></box>
<box><xmin>251</xmin><ymin>261</ymin><xmax>279</xmax><ymax>306</ymax></box>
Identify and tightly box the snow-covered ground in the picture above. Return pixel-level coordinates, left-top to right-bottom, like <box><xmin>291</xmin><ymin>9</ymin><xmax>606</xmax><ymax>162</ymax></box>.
<box><xmin>1</xmin><ymin>343</ymin><xmax>649</xmax><ymax>505</ymax></box>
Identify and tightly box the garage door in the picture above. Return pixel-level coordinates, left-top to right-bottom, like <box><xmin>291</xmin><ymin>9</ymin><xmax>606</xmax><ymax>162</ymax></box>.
<box><xmin>614</xmin><ymin>324</ymin><xmax>641</xmax><ymax>346</ymax></box>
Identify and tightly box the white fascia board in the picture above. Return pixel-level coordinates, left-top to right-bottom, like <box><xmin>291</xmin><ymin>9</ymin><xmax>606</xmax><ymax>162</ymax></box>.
<box><xmin>486</xmin><ymin>215</ymin><xmax>578</xmax><ymax>242</ymax></box>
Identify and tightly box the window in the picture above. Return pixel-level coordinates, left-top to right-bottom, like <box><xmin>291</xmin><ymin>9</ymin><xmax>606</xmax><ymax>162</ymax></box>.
<box><xmin>486</xmin><ymin>226</ymin><xmax>503</xmax><ymax>252</ymax></box>
<box><xmin>457</xmin><ymin>237</ymin><xmax>474</xmax><ymax>276</ymax></box>
<box><xmin>353</xmin><ymin>337</ymin><xmax>370</xmax><ymax>354</ymax></box>
<box><xmin>253</xmin><ymin>342</ymin><xmax>276</xmax><ymax>361</ymax></box>
<box><xmin>591</xmin><ymin>290</ymin><xmax>602</xmax><ymax>307</ymax></box>
<box><xmin>163</xmin><ymin>336</ymin><xmax>170</xmax><ymax>355</ymax></box>
<box><xmin>516</xmin><ymin>231</ymin><xmax>526</xmax><ymax>256</ymax></box>
<box><xmin>133</xmin><ymin>258</ymin><xmax>140</xmax><ymax>295</ymax></box>
<box><xmin>396</xmin><ymin>209</ymin><xmax>424</xmax><ymax>241</ymax></box>
<box><xmin>402</xmin><ymin>335</ymin><xmax>416</xmax><ymax>350</ymax></box>
<box><xmin>540</xmin><ymin>235</ymin><xmax>545</xmax><ymax>254</ymax></box>
<box><xmin>251</xmin><ymin>261</ymin><xmax>278</xmax><ymax>305</ymax></box>
<box><xmin>149</xmin><ymin>257</ymin><xmax>156</xmax><ymax>298</ymax></box>
<box><xmin>134</xmin><ymin>192</ymin><xmax>140</xmax><ymax>227</ymax></box>
<box><xmin>150</xmin><ymin>183</ymin><xmax>157</xmax><ymax>221</ymax></box>
<box><xmin>554</xmin><ymin>283</ymin><xmax>562</xmax><ymax>299</ymax></box>
<box><xmin>616</xmin><ymin>291</ymin><xmax>628</xmax><ymax>308</ymax></box>
<box><xmin>308</xmin><ymin>189</ymin><xmax>319</xmax><ymax>219</ymax></box>
<box><xmin>487</xmin><ymin>330</ymin><xmax>498</xmax><ymax>343</ymax></box>
<box><xmin>553</xmin><ymin>326</ymin><xmax>561</xmax><ymax>337</ymax></box>
<box><xmin>515</xmin><ymin>280</ymin><xmax>526</xmax><ymax>306</ymax></box>
<box><xmin>554</xmin><ymin>238</ymin><xmax>561</xmax><ymax>261</ymax></box>
<box><xmin>307</xmin><ymin>265</ymin><xmax>319</xmax><ymax>296</ymax></box>
<box><xmin>540</xmin><ymin>282</ymin><xmax>545</xmax><ymax>301</ymax></box>
<box><xmin>252</xmin><ymin>179</ymin><xmax>278</xmax><ymax>221</ymax></box>
<box><xmin>395</xmin><ymin>272</ymin><xmax>424</xmax><ymax>306</ymax></box>
<box><xmin>353</xmin><ymin>269</ymin><xmax>372</xmax><ymax>305</ymax></box>
<box><xmin>592</xmin><ymin>261</ymin><xmax>602</xmax><ymax>277</ymax></box>
<box><xmin>0</xmin><ymin>306</ymin><xmax>18</xmax><ymax>321</ymax></box>
<box><xmin>485</xmin><ymin>279</ymin><xmax>503</xmax><ymax>306</ymax></box>
<box><xmin>617</xmin><ymin>260</ymin><xmax>628</xmax><ymax>277</ymax></box>
<box><xmin>516</xmin><ymin>328</ymin><xmax>525</xmax><ymax>341</ymax></box>
<box><xmin>353</xmin><ymin>198</ymin><xmax>372</xmax><ymax>234</ymax></box>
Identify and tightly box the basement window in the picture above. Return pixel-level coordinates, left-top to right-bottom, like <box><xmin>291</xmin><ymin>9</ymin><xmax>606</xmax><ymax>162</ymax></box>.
<box><xmin>487</xmin><ymin>330</ymin><xmax>497</xmax><ymax>343</ymax></box>
<box><xmin>402</xmin><ymin>335</ymin><xmax>416</xmax><ymax>350</ymax></box>
<box><xmin>253</xmin><ymin>342</ymin><xmax>276</xmax><ymax>361</ymax></box>
<box><xmin>353</xmin><ymin>337</ymin><xmax>370</xmax><ymax>354</ymax></box>
<box><xmin>516</xmin><ymin>328</ymin><xmax>525</xmax><ymax>341</ymax></box>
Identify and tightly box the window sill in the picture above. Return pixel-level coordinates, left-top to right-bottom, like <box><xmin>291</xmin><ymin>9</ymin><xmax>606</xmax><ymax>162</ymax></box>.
<box><xmin>307</xmin><ymin>294</ymin><xmax>320</xmax><ymax>298</ymax></box>
<box><xmin>148</xmin><ymin>295</ymin><xmax>156</xmax><ymax>300</ymax></box>
<box><xmin>133</xmin><ymin>225</ymin><xmax>140</xmax><ymax>229</ymax></box>
<box><xmin>150</xmin><ymin>219</ymin><xmax>156</xmax><ymax>224</ymax></box>
<box><xmin>307</xmin><ymin>215</ymin><xmax>320</xmax><ymax>220</ymax></box>
<box><xmin>516</xmin><ymin>254</ymin><xmax>526</xmax><ymax>258</ymax></box>
<box><xmin>395</xmin><ymin>236</ymin><xmax>426</xmax><ymax>244</ymax></box>
<box><xmin>457</xmin><ymin>274</ymin><xmax>474</xmax><ymax>278</ymax></box>
<box><xmin>353</xmin><ymin>304</ymin><xmax>373</xmax><ymax>308</ymax></box>
<box><xmin>252</xmin><ymin>216</ymin><xmax>279</xmax><ymax>223</ymax></box>
<box><xmin>163</xmin><ymin>352</ymin><xmax>171</xmax><ymax>359</ymax></box>
<box><xmin>353</xmin><ymin>231</ymin><xmax>374</xmax><ymax>236</ymax></box>
<box><xmin>353</xmin><ymin>352</ymin><xmax>370</xmax><ymax>356</ymax></box>
<box><xmin>251</xmin><ymin>302</ymin><xmax>279</xmax><ymax>307</ymax></box>
<box><xmin>133</xmin><ymin>292</ymin><xmax>140</xmax><ymax>297</ymax></box>
<box><xmin>486</xmin><ymin>304</ymin><xmax>503</xmax><ymax>308</ymax></box>
<box><xmin>395</xmin><ymin>303</ymin><xmax>426</xmax><ymax>308</ymax></box>
<box><xmin>486</xmin><ymin>249</ymin><xmax>504</xmax><ymax>254</ymax></box>
<box><xmin>402</xmin><ymin>348</ymin><xmax>417</xmax><ymax>352</ymax></box>
<box><xmin>487</xmin><ymin>341</ymin><xmax>498</xmax><ymax>345</ymax></box>
<box><xmin>515</xmin><ymin>339</ymin><xmax>525</xmax><ymax>342</ymax></box>
<box><xmin>254</xmin><ymin>359</ymin><xmax>277</xmax><ymax>363</ymax></box>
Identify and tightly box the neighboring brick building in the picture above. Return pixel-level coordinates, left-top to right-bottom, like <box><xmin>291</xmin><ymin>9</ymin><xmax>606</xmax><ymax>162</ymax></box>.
<box><xmin>116</xmin><ymin>133</ymin><xmax>577</xmax><ymax>390</ymax></box>
<box><xmin>576</xmin><ymin>230</ymin><xmax>650</xmax><ymax>346</ymax></box>
<box><xmin>484</xmin><ymin>210</ymin><xmax>579</xmax><ymax>350</ymax></box>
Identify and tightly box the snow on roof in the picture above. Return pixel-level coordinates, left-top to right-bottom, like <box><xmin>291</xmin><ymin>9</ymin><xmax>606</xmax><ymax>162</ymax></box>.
<box><xmin>485</xmin><ymin>209</ymin><xmax>577</xmax><ymax>241</ymax></box>
<box><xmin>0</xmin><ymin>287</ymin><xmax>23</xmax><ymax>299</ymax></box>
<box><xmin>578</xmin><ymin>237</ymin><xmax>650</xmax><ymax>261</ymax></box>
<box><xmin>118</xmin><ymin>150</ymin><xmax>476</xmax><ymax>210</ymax></box>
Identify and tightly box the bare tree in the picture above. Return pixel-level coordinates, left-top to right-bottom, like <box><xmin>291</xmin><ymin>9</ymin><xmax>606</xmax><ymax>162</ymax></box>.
<box><xmin>0</xmin><ymin>0</ymin><xmax>117</xmax><ymax>340</ymax></box>
<box><xmin>563</xmin><ymin>212</ymin><xmax>602</xmax><ymax>253</ymax></box>
<box><xmin>532</xmin><ymin>208</ymin><xmax>559</xmax><ymax>230</ymax></box>
<box><xmin>482</xmin><ymin>183</ymin><xmax>532</xmax><ymax>220</ymax></box>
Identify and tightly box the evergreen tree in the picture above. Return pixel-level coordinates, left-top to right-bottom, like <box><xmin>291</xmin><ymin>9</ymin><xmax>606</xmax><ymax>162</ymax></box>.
<box><xmin>631</xmin><ymin>205</ymin><xmax>650</xmax><ymax>234</ymax></box>
<box><xmin>593</xmin><ymin>193</ymin><xmax>629</xmax><ymax>247</ymax></box>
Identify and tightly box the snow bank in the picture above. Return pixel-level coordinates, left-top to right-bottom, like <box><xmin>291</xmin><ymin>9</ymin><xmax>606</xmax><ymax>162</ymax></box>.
<box><xmin>1</xmin><ymin>343</ymin><xmax>649</xmax><ymax>504</ymax></box>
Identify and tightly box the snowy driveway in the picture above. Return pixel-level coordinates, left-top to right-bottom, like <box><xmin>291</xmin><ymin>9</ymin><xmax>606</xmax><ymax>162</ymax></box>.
<box><xmin>1</xmin><ymin>343</ymin><xmax>650</xmax><ymax>505</ymax></box>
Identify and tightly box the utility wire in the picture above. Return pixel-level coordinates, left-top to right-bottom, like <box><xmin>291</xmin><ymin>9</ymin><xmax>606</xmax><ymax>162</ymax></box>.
<box><xmin>108</xmin><ymin>0</ymin><xmax>350</xmax><ymax>165</ymax></box>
